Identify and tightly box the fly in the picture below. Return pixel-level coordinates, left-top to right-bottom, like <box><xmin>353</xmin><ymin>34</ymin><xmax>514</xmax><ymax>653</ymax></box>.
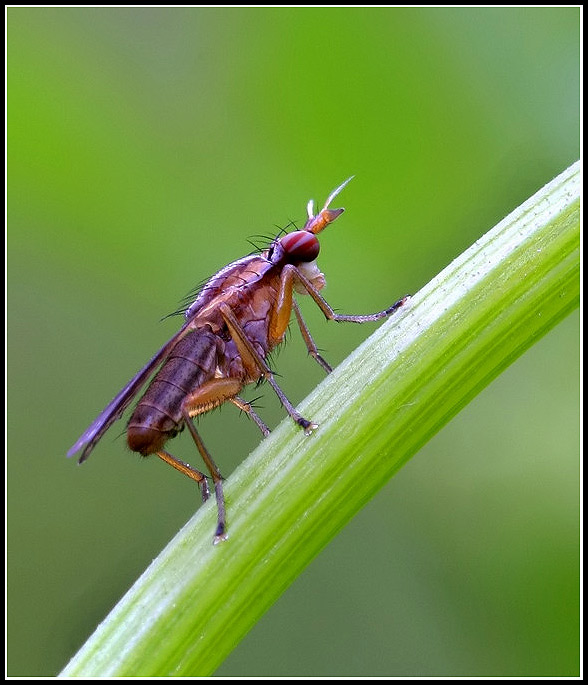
<box><xmin>67</xmin><ymin>178</ymin><xmax>409</xmax><ymax>543</ymax></box>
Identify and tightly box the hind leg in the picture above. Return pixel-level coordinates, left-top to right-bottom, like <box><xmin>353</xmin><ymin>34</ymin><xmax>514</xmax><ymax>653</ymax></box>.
<box><xmin>180</xmin><ymin>376</ymin><xmax>244</xmax><ymax>543</ymax></box>
<box><xmin>156</xmin><ymin>449</ymin><xmax>210</xmax><ymax>502</ymax></box>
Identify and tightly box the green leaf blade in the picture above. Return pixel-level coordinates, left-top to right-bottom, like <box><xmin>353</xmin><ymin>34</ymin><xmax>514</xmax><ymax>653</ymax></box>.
<box><xmin>60</xmin><ymin>161</ymin><xmax>579</xmax><ymax>677</ymax></box>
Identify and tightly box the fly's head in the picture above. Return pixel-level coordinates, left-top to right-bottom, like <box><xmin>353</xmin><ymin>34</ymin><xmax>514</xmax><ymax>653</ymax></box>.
<box><xmin>266</xmin><ymin>177</ymin><xmax>353</xmax><ymax>293</ymax></box>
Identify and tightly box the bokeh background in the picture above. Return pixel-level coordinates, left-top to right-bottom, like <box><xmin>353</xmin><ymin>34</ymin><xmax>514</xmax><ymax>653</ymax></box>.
<box><xmin>8</xmin><ymin>7</ymin><xmax>579</xmax><ymax>678</ymax></box>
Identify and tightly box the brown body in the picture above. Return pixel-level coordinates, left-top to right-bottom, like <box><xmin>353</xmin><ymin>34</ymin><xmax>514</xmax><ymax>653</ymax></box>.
<box><xmin>127</xmin><ymin>254</ymin><xmax>287</xmax><ymax>455</ymax></box>
<box><xmin>68</xmin><ymin>179</ymin><xmax>409</xmax><ymax>542</ymax></box>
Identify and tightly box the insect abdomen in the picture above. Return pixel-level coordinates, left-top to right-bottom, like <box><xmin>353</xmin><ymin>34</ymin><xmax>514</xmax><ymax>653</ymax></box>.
<box><xmin>127</xmin><ymin>328</ymin><xmax>220</xmax><ymax>455</ymax></box>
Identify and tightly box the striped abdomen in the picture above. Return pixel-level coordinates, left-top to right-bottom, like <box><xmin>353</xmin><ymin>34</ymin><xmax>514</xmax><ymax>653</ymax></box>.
<box><xmin>127</xmin><ymin>328</ymin><xmax>220</xmax><ymax>455</ymax></box>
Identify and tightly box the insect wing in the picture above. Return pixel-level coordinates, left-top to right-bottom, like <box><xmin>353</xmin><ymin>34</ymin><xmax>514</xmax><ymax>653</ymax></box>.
<box><xmin>67</xmin><ymin>323</ymin><xmax>193</xmax><ymax>463</ymax></box>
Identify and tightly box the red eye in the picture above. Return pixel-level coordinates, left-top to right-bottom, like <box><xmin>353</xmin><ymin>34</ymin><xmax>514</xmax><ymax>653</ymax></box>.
<box><xmin>279</xmin><ymin>231</ymin><xmax>320</xmax><ymax>262</ymax></box>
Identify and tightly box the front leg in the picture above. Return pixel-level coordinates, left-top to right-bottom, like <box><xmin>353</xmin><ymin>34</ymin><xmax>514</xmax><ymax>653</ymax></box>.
<box><xmin>291</xmin><ymin>299</ymin><xmax>333</xmax><ymax>374</ymax></box>
<box><xmin>275</xmin><ymin>264</ymin><xmax>410</xmax><ymax>326</ymax></box>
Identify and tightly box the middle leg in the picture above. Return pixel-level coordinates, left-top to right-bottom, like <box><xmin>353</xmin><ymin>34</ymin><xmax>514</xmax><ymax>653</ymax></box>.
<box><xmin>229</xmin><ymin>396</ymin><xmax>271</xmax><ymax>438</ymax></box>
<box><xmin>220</xmin><ymin>303</ymin><xmax>317</xmax><ymax>435</ymax></box>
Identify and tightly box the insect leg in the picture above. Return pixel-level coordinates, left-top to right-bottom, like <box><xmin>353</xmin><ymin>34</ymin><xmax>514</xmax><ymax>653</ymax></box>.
<box><xmin>155</xmin><ymin>449</ymin><xmax>211</xmax><ymax>502</ymax></box>
<box><xmin>291</xmin><ymin>299</ymin><xmax>332</xmax><ymax>374</ymax></box>
<box><xmin>220</xmin><ymin>303</ymin><xmax>317</xmax><ymax>436</ymax></box>
<box><xmin>181</xmin><ymin>414</ymin><xmax>227</xmax><ymax>544</ymax></box>
<box><xmin>230</xmin><ymin>396</ymin><xmax>271</xmax><ymax>437</ymax></box>
<box><xmin>281</xmin><ymin>264</ymin><xmax>410</xmax><ymax>324</ymax></box>
<box><xmin>179</xmin><ymin>376</ymin><xmax>244</xmax><ymax>543</ymax></box>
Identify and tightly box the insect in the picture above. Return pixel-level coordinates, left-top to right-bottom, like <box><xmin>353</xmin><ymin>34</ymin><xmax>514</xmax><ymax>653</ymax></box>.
<box><xmin>68</xmin><ymin>179</ymin><xmax>409</xmax><ymax>543</ymax></box>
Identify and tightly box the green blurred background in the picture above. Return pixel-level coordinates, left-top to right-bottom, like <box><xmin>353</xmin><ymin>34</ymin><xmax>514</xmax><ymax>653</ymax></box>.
<box><xmin>8</xmin><ymin>7</ymin><xmax>579</xmax><ymax>677</ymax></box>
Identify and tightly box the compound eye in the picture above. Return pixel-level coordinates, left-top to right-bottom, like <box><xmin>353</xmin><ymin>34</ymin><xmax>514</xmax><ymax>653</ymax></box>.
<box><xmin>279</xmin><ymin>231</ymin><xmax>320</xmax><ymax>262</ymax></box>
